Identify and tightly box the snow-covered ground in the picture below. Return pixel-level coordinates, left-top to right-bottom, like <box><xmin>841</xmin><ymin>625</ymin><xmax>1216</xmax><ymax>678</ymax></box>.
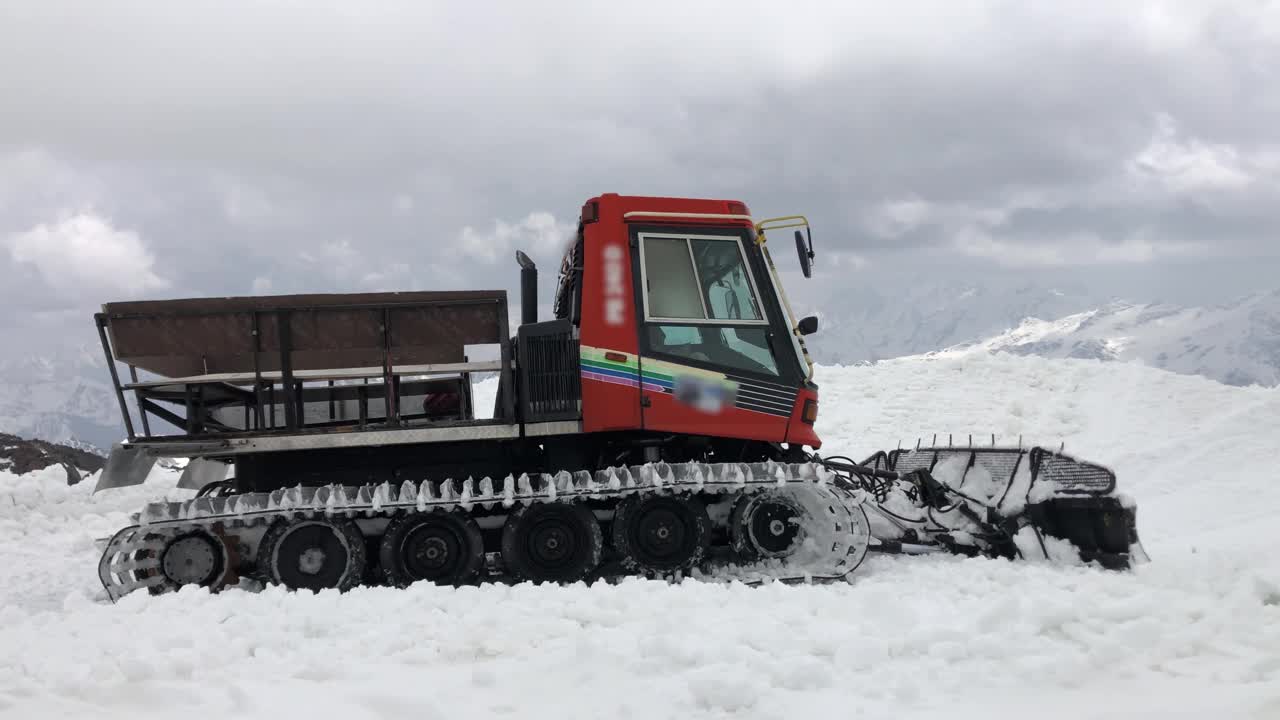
<box><xmin>2</xmin><ymin>355</ymin><xmax>1278</xmax><ymax>719</ymax></box>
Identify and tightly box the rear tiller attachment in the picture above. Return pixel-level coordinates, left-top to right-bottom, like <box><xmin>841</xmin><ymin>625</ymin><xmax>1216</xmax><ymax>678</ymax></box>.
<box><xmin>819</xmin><ymin>444</ymin><xmax>1148</xmax><ymax>569</ymax></box>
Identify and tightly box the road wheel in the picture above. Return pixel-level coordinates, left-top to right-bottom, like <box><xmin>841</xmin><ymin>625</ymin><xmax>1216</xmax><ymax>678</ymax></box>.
<box><xmin>158</xmin><ymin>531</ymin><xmax>226</xmax><ymax>589</ymax></box>
<box><xmin>501</xmin><ymin>502</ymin><xmax>601</xmax><ymax>583</ymax></box>
<box><xmin>730</xmin><ymin>492</ymin><xmax>806</xmax><ymax>560</ymax></box>
<box><xmin>379</xmin><ymin>511</ymin><xmax>484</xmax><ymax>587</ymax></box>
<box><xmin>612</xmin><ymin>494</ymin><xmax>710</xmax><ymax>574</ymax></box>
<box><xmin>259</xmin><ymin>517</ymin><xmax>366</xmax><ymax>592</ymax></box>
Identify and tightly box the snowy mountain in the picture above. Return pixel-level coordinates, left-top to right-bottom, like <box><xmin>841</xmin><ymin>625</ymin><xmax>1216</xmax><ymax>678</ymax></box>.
<box><xmin>800</xmin><ymin>281</ymin><xmax>1102</xmax><ymax>365</ymax></box>
<box><xmin>0</xmin><ymin>347</ymin><xmax>123</xmax><ymax>452</ymax></box>
<box><xmin>925</xmin><ymin>290</ymin><xmax>1280</xmax><ymax>387</ymax></box>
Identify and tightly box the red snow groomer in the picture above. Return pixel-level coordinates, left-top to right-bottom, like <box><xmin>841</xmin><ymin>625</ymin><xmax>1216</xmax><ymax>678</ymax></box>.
<box><xmin>91</xmin><ymin>194</ymin><xmax>1147</xmax><ymax>601</ymax></box>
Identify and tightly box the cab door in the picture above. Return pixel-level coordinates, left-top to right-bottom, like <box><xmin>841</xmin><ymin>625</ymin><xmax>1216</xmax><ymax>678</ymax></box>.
<box><xmin>631</xmin><ymin>228</ymin><xmax>800</xmax><ymax>443</ymax></box>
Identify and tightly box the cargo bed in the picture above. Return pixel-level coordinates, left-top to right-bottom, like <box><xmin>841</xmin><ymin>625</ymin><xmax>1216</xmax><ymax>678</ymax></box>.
<box><xmin>94</xmin><ymin>290</ymin><xmax>524</xmax><ymax>449</ymax></box>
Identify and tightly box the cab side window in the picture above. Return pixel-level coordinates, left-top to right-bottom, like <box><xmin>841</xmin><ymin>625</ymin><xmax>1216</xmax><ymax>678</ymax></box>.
<box><xmin>639</xmin><ymin>233</ymin><xmax>778</xmax><ymax>376</ymax></box>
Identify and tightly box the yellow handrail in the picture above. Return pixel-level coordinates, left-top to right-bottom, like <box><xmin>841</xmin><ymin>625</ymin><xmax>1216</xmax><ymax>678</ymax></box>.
<box><xmin>754</xmin><ymin>215</ymin><xmax>810</xmax><ymax>241</ymax></box>
<box><xmin>751</xmin><ymin>215</ymin><xmax>815</xmax><ymax>380</ymax></box>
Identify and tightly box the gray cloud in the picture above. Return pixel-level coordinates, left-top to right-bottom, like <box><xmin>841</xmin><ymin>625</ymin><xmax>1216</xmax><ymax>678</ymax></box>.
<box><xmin>0</xmin><ymin>0</ymin><xmax>1277</xmax><ymax>362</ymax></box>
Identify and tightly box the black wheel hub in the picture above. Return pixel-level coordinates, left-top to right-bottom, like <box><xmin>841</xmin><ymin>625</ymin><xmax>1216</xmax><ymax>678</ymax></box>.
<box><xmin>402</xmin><ymin>523</ymin><xmax>465</xmax><ymax>582</ymax></box>
<box><xmin>274</xmin><ymin>522</ymin><xmax>351</xmax><ymax>591</ymax></box>
<box><xmin>614</xmin><ymin>495</ymin><xmax>709</xmax><ymax>573</ymax></box>
<box><xmin>160</xmin><ymin>533</ymin><xmax>222</xmax><ymax>587</ymax></box>
<box><xmin>634</xmin><ymin>507</ymin><xmax>688</xmax><ymax>562</ymax></box>
<box><xmin>526</xmin><ymin>518</ymin><xmax>579</xmax><ymax>571</ymax></box>
<box><xmin>749</xmin><ymin>499</ymin><xmax>801</xmax><ymax>556</ymax></box>
<box><xmin>502</xmin><ymin>502</ymin><xmax>602</xmax><ymax>583</ymax></box>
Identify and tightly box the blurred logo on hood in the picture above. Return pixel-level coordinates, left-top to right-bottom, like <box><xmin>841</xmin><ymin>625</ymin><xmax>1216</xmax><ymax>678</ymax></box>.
<box><xmin>672</xmin><ymin>374</ymin><xmax>738</xmax><ymax>414</ymax></box>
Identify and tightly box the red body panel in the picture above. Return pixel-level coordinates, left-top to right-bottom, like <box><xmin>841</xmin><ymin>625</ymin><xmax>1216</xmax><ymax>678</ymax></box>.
<box><xmin>576</xmin><ymin>193</ymin><xmax>821</xmax><ymax>450</ymax></box>
<box><xmin>643</xmin><ymin>390</ymin><xmax>792</xmax><ymax>443</ymax></box>
<box><xmin>785</xmin><ymin>388</ymin><xmax>822</xmax><ymax>449</ymax></box>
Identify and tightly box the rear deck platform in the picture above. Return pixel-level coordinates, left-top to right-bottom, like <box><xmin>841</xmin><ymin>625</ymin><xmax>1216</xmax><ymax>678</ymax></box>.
<box><xmin>95</xmin><ymin>290</ymin><xmax>525</xmax><ymax>449</ymax></box>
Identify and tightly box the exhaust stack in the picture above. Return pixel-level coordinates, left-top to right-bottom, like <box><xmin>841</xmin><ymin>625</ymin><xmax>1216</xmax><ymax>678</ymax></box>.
<box><xmin>516</xmin><ymin>251</ymin><xmax>537</xmax><ymax>326</ymax></box>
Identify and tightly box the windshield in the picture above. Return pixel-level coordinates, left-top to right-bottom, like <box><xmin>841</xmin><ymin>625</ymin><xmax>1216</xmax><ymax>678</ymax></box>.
<box><xmin>756</xmin><ymin>241</ymin><xmax>813</xmax><ymax>382</ymax></box>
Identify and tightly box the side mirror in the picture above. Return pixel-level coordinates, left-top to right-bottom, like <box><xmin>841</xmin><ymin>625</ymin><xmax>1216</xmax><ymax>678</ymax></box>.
<box><xmin>798</xmin><ymin>315</ymin><xmax>818</xmax><ymax>335</ymax></box>
<box><xmin>794</xmin><ymin>229</ymin><xmax>813</xmax><ymax>278</ymax></box>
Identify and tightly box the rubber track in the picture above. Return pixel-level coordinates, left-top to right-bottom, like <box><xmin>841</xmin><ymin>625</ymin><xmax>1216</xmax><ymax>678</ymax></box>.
<box><xmin>98</xmin><ymin>461</ymin><xmax>870</xmax><ymax>602</ymax></box>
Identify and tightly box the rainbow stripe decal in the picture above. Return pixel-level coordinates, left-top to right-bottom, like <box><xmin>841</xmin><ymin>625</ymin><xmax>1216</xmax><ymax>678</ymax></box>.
<box><xmin>579</xmin><ymin>345</ymin><xmax>797</xmax><ymax>418</ymax></box>
<box><xmin>579</xmin><ymin>345</ymin><xmax>645</xmax><ymax>389</ymax></box>
<box><xmin>638</xmin><ymin>355</ymin><xmax>739</xmax><ymax>395</ymax></box>
<box><xmin>580</xmin><ymin>345</ymin><xmax>726</xmax><ymax>393</ymax></box>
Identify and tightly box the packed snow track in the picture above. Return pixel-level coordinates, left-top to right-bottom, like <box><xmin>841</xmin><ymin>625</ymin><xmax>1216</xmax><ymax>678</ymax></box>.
<box><xmin>2</xmin><ymin>355</ymin><xmax>1278</xmax><ymax>719</ymax></box>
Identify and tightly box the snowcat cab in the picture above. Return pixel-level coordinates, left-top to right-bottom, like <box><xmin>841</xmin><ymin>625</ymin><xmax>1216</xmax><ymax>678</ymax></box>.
<box><xmin>539</xmin><ymin>194</ymin><xmax>824</xmax><ymax>459</ymax></box>
<box><xmin>88</xmin><ymin>193</ymin><xmax>1146</xmax><ymax>602</ymax></box>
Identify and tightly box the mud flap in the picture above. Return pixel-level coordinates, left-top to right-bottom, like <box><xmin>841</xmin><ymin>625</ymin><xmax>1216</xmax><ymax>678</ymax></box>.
<box><xmin>177</xmin><ymin>458</ymin><xmax>230</xmax><ymax>490</ymax></box>
<box><xmin>93</xmin><ymin>444</ymin><xmax>157</xmax><ymax>493</ymax></box>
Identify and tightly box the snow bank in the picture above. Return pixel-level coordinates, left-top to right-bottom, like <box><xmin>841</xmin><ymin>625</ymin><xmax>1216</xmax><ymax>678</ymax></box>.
<box><xmin>1</xmin><ymin>355</ymin><xmax>1278</xmax><ymax>719</ymax></box>
<box><xmin>0</xmin><ymin>463</ymin><xmax>186</xmax><ymax>614</ymax></box>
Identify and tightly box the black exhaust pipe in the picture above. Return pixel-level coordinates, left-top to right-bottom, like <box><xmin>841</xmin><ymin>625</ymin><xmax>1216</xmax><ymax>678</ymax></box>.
<box><xmin>516</xmin><ymin>251</ymin><xmax>537</xmax><ymax>326</ymax></box>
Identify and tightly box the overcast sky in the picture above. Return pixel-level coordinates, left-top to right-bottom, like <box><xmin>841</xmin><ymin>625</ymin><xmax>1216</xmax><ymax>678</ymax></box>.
<box><xmin>1</xmin><ymin>0</ymin><xmax>1278</xmax><ymax>365</ymax></box>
